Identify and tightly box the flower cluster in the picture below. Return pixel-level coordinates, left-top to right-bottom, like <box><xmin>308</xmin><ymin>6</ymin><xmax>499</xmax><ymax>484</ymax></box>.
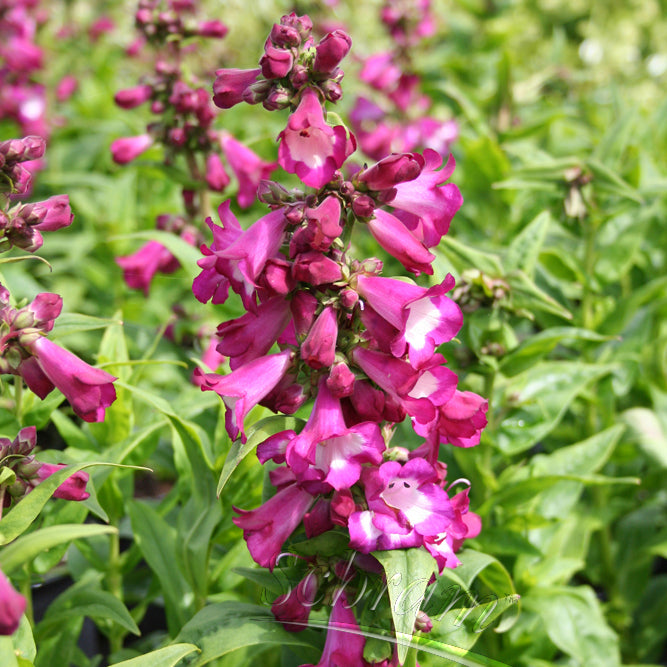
<box><xmin>0</xmin><ymin>1</ymin><xmax>48</xmax><ymax>139</ymax></box>
<box><xmin>0</xmin><ymin>426</ymin><xmax>91</xmax><ymax>637</ymax></box>
<box><xmin>112</xmin><ymin>0</ymin><xmax>276</xmax><ymax>296</ymax></box>
<box><xmin>213</xmin><ymin>12</ymin><xmax>350</xmax><ymax>112</ymax></box>
<box><xmin>0</xmin><ymin>426</ymin><xmax>90</xmax><ymax>509</ymax></box>
<box><xmin>0</xmin><ymin>285</ymin><xmax>117</xmax><ymax>423</ymax></box>
<box><xmin>1</xmin><ymin>137</ymin><xmax>117</xmax><ymax>422</ymax></box>
<box><xmin>1</xmin><ymin>136</ymin><xmax>73</xmax><ymax>251</ymax></box>
<box><xmin>196</xmin><ymin>11</ymin><xmax>487</xmax><ymax>662</ymax></box>
<box><xmin>350</xmin><ymin>0</ymin><xmax>458</xmax><ymax>161</ymax></box>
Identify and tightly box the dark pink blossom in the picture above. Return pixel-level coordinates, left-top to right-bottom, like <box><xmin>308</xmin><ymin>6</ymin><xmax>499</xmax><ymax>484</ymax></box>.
<box><xmin>114</xmin><ymin>84</ymin><xmax>152</xmax><ymax>109</ymax></box>
<box><xmin>367</xmin><ymin>209</ymin><xmax>435</xmax><ymax>275</ymax></box>
<box><xmin>194</xmin><ymin>350</ymin><xmax>293</xmax><ymax>442</ymax></box>
<box><xmin>301</xmin><ymin>591</ymin><xmax>365</xmax><ymax>667</ymax></box>
<box><xmin>233</xmin><ymin>481</ymin><xmax>313</xmax><ymax>569</ymax></box>
<box><xmin>110</xmin><ymin>134</ymin><xmax>153</xmax><ymax>164</ymax></box>
<box><xmin>116</xmin><ymin>241</ymin><xmax>179</xmax><ymax>295</ymax></box>
<box><xmin>271</xmin><ymin>571</ymin><xmax>319</xmax><ymax>631</ymax></box>
<box><xmin>36</xmin><ymin>463</ymin><xmax>90</xmax><ymax>501</ymax></box>
<box><xmin>278</xmin><ymin>88</ymin><xmax>354</xmax><ymax>189</ymax></box>
<box><xmin>220</xmin><ymin>132</ymin><xmax>276</xmax><ymax>208</ymax></box>
<box><xmin>0</xmin><ymin>570</ymin><xmax>26</xmax><ymax>636</ymax></box>
<box><xmin>212</xmin><ymin>68</ymin><xmax>261</xmax><ymax>109</ymax></box>
<box><xmin>20</xmin><ymin>336</ymin><xmax>117</xmax><ymax>423</ymax></box>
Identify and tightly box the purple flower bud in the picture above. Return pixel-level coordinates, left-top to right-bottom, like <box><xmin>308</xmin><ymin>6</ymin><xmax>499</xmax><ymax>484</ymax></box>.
<box><xmin>270</xmin><ymin>23</ymin><xmax>300</xmax><ymax>48</ymax></box>
<box><xmin>110</xmin><ymin>134</ymin><xmax>153</xmax><ymax>164</ymax></box>
<box><xmin>114</xmin><ymin>84</ymin><xmax>153</xmax><ymax>109</ymax></box>
<box><xmin>415</xmin><ymin>610</ymin><xmax>434</xmax><ymax>633</ymax></box>
<box><xmin>326</xmin><ymin>361</ymin><xmax>355</xmax><ymax>398</ymax></box>
<box><xmin>205</xmin><ymin>153</ymin><xmax>230</xmax><ymax>192</ymax></box>
<box><xmin>300</xmin><ymin>306</ymin><xmax>338</xmax><ymax>369</ymax></box>
<box><xmin>262</xmin><ymin>87</ymin><xmax>291</xmax><ymax>111</ymax></box>
<box><xmin>351</xmin><ymin>193</ymin><xmax>376</xmax><ymax>218</ymax></box>
<box><xmin>212</xmin><ymin>68</ymin><xmax>262</xmax><ymax>108</ymax></box>
<box><xmin>356</xmin><ymin>152</ymin><xmax>423</xmax><ymax>191</ymax></box>
<box><xmin>313</xmin><ymin>30</ymin><xmax>352</xmax><ymax>73</ymax></box>
<box><xmin>195</xmin><ymin>20</ymin><xmax>228</xmax><ymax>38</ymax></box>
<box><xmin>260</xmin><ymin>43</ymin><xmax>294</xmax><ymax>79</ymax></box>
<box><xmin>241</xmin><ymin>79</ymin><xmax>272</xmax><ymax>105</ymax></box>
<box><xmin>280</xmin><ymin>12</ymin><xmax>312</xmax><ymax>40</ymax></box>
<box><xmin>289</xmin><ymin>64</ymin><xmax>309</xmax><ymax>89</ymax></box>
<box><xmin>36</xmin><ymin>463</ymin><xmax>90</xmax><ymax>501</ymax></box>
<box><xmin>321</xmin><ymin>79</ymin><xmax>343</xmax><ymax>103</ymax></box>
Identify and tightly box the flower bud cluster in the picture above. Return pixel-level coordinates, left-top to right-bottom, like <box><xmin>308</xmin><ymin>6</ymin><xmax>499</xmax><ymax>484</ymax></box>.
<box><xmin>212</xmin><ymin>12</ymin><xmax>351</xmax><ymax>112</ymax></box>
<box><xmin>196</xmin><ymin>12</ymin><xmax>487</xmax><ymax>659</ymax></box>
<box><xmin>350</xmin><ymin>0</ymin><xmax>458</xmax><ymax>161</ymax></box>
<box><xmin>0</xmin><ymin>1</ymin><xmax>48</xmax><ymax>139</ymax></box>
<box><xmin>0</xmin><ymin>135</ymin><xmax>45</xmax><ymax>195</ymax></box>
<box><xmin>0</xmin><ymin>426</ymin><xmax>90</xmax><ymax>506</ymax></box>
<box><xmin>0</xmin><ymin>284</ymin><xmax>117</xmax><ymax>422</ymax></box>
<box><xmin>112</xmin><ymin>1</ymin><xmax>277</xmax><ymax>295</ymax></box>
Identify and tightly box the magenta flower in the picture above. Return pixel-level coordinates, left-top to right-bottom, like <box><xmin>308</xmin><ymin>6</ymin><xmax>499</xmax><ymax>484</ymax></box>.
<box><xmin>282</xmin><ymin>381</ymin><xmax>385</xmax><ymax>491</ymax></box>
<box><xmin>20</xmin><ymin>336</ymin><xmax>117</xmax><ymax>423</ymax></box>
<box><xmin>0</xmin><ymin>570</ymin><xmax>26</xmax><ymax>636</ymax></box>
<box><xmin>192</xmin><ymin>201</ymin><xmax>243</xmax><ymax>305</ymax></box>
<box><xmin>194</xmin><ymin>350</ymin><xmax>293</xmax><ymax>442</ymax></box>
<box><xmin>356</xmin><ymin>152</ymin><xmax>423</xmax><ymax>191</ymax></box>
<box><xmin>415</xmin><ymin>389</ymin><xmax>488</xmax><ymax>448</ymax></box>
<box><xmin>367</xmin><ymin>209</ymin><xmax>435</xmax><ymax>275</ymax></box>
<box><xmin>300</xmin><ymin>306</ymin><xmax>338</xmax><ymax>370</ymax></box>
<box><xmin>213</xmin><ymin>68</ymin><xmax>261</xmax><ymax>109</ymax></box>
<box><xmin>204</xmin><ymin>153</ymin><xmax>230</xmax><ymax>192</ymax></box>
<box><xmin>302</xmin><ymin>590</ymin><xmax>365</xmax><ymax>667</ymax></box>
<box><xmin>271</xmin><ymin>571</ymin><xmax>319</xmax><ymax>631</ymax></box>
<box><xmin>114</xmin><ymin>84</ymin><xmax>152</xmax><ymax>109</ymax></box>
<box><xmin>348</xmin><ymin>458</ymin><xmax>454</xmax><ymax>554</ymax></box>
<box><xmin>110</xmin><ymin>134</ymin><xmax>153</xmax><ymax>164</ymax></box>
<box><xmin>36</xmin><ymin>463</ymin><xmax>90</xmax><ymax>501</ymax></box>
<box><xmin>388</xmin><ymin>150</ymin><xmax>463</xmax><ymax>248</ymax></box>
<box><xmin>278</xmin><ymin>88</ymin><xmax>354</xmax><ymax>189</ymax></box>
<box><xmin>216</xmin><ymin>296</ymin><xmax>292</xmax><ymax>370</ymax></box>
<box><xmin>233</xmin><ymin>481</ymin><xmax>314</xmax><ymax>569</ymax></box>
<box><xmin>195</xmin><ymin>206</ymin><xmax>287</xmax><ymax>312</ymax></box>
<box><xmin>219</xmin><ymin>132</ymin><xmax>276</xmax><ymax>208</ymax></box>
<box><xmin>356</xmin><ymin>273</ymin><xmax>462</xmax><ymax>368</ymax></box>
<box><xmin>116</xmin><ymin>241</ymin><xmax>179</xmax><ymax>295</ymax></box>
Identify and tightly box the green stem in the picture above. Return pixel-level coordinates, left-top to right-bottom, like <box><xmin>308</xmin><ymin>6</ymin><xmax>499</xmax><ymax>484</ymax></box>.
<box><xmin>107</xmin><ymin>530</ymin><xmax>125</xmax><ymax>654</ymax></box>
<box><xmin>14</xmin><ymin>378</ymin><xmax>23</xmax><ymax>423</ymax></box>
<box><xmin>21</xmin><ymin>564</ymin><xmax>34</xmax><ymax>627</ymax></box>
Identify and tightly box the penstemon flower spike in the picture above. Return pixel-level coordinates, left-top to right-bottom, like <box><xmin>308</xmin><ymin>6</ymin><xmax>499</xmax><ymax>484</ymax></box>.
<box><xmin>196</xmin><ymin>10</ymin><xmax>487</xmax><ymax>663</ymax></box>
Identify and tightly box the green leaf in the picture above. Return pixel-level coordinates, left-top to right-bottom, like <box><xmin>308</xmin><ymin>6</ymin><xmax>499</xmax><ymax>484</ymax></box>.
<box><xmin>621</xmin><ymin>407</ymin><xmax>667</xmax><ymax>468</ymax></box>
<box><xmin>128</xmin><ymin>500</ymin><xmax>193</xmax><ymax>634</ymax></box>
<box><xmin>217</xmin><ymin>415</ymin><xmax>305</xmax><ymax>496</ymax></box>
<box><xmin>523</xmin><ymin>586</ymin><xmax>621</xmax><ymax>667</ymax></box>
<box><xmin>529</xmin><ymin>425</ymin><xmax>625</xmax><ymax>477</ymax></box>
<box><xmin>37</xmin><ymin>575</ymin><xmax>140</xmax><ymax>637</ymax></box>
<box><xmin>12</xmin><ymin>616</ymin><xmax>36</xmax><ymax>664</ymax></box>
<box><xmin>0</xmin><ymin>523</ymin><xmax>116</xmax><ymax>574</ymax></box>
<box><xmin>436</xmin><ymin>236</ymin><xmax>504</xmax><ymax>277</ymax></box>
<box><xmin>108</xmin><ymin>644</ymin><xmax>200</xmax><ymax>667</ymax></box>
<box><xmin>172</xmin><ymin>602</ymin><xmax>317</xmax><ymax>666</ymax></box>
<box><xmin>495</xmin><ymin>362</ymin><xmax>616</xmax><ymax>454</ymax></box>
<box><xmin>373</xmin><ymin>548</ymin><xmax>437</xmax><ymax>665</ymax></box>
<box><xmin>48</xmin><ymin>313</ymin><xmax>122</xmax><ymax>340</ymax></box>
<box><xmin>500</xmin><ymin>327</ymin><xmax>613</xmax><ymax>376</ymax></box>
<box><xmin>505</xmin><ymin>211</ymin><xmax>551</xmax><ymax>277</ymax></box>
<box><xmin>0</xmin><ymin>636</ymin><xmax>20</xmax><ymax>667</ymax></box>
<box><xmin>506</xmin><ymin>270</ymin><xmax>572</xmax><ymax>320</ymax></box>
<box><xmin>586</xmin><ymin>158</ymin><xmax>643</xmax><ymax>204</ymax></box>
<box><xmin>0</xmin><ymin>462</ymin><xmax>129</xmax><ymax>545</ymax></box>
